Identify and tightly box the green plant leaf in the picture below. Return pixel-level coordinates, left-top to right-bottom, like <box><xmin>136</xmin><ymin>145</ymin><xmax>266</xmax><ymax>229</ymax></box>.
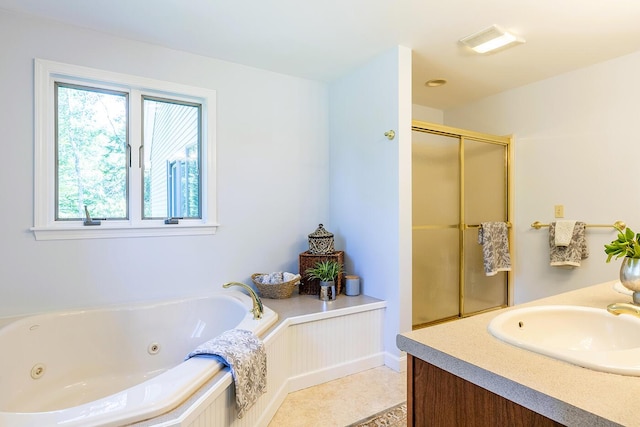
<box><xmin>626</xmin><ymin>228</ymin><xmax>635</xmax><ymax>240</ymax></box>
<box><xmin>605</xmin><ymin>226</ymin><xmax>640</xmax><ymax>262</ymax></box>
<box><xmin>304</xmin><ymin>260</ymin><xmax>343</xmax><ymax>281</ymax></box>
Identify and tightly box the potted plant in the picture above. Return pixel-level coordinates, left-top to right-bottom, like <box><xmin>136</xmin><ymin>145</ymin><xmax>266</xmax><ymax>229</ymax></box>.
<box><xmin>305</xmin><ymin>260</ymin><xmax>343</xmax><ymax>301</ymax></box>
<box><xmin>604</xmin><ymin>224</ymin><xmax>640</xmax><ymax>301</ymax></box>
<box><xmin>604</xmin><ymin>224</ymin><xmax>640</xmax><ymax>262</ymax></box>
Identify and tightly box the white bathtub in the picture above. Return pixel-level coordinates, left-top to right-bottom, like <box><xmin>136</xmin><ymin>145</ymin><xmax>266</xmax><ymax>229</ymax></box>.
<box><xmin>0</xmin><ymin>290</ymin><xmax>277</xmax><ymax>427</ymax></box>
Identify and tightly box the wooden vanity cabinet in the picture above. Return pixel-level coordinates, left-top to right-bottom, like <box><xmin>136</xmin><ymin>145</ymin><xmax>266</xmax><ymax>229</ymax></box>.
<box><xmin>407</xmin><ymin>355</ymin><xmax>565</xmax><ymax>426</ymax></box>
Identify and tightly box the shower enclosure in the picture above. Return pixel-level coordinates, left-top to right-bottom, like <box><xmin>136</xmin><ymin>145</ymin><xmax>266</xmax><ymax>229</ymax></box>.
<box><xmin>412</xmin><ymin>120</ymin><xmax>513</xmax><ymax>328</ymax></box>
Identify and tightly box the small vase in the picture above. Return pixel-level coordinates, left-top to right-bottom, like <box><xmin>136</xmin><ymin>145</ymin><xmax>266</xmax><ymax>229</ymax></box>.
<box><xmin>619</xmin><ymin>257</ymin><xmax>640</xmax><ymax>303</ymax></box>
<box><xmin>319</xmin><ymin>280</ymin><xmax>337</xmax><ymax>301</ymax></box>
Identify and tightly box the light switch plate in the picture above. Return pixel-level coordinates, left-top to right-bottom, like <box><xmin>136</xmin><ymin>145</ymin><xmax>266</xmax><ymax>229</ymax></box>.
<box><xmin>554</xmin><ymin>205</ymin><xmax>564</xmax><ymax>218</ymax></box>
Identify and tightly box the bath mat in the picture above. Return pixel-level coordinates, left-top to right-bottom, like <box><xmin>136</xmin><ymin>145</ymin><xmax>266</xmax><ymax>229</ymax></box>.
<box><xmin>348</xmin><ymin>401</ymin><xmax>407</xmax><ymax>427</ymax></box>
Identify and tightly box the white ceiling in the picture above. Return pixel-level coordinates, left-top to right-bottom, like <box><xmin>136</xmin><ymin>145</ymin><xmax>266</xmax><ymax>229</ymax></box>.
<box><xmin>3</xmin><ymin>0</ymin><xmax>640</xmax><ymax>110</ymax></box>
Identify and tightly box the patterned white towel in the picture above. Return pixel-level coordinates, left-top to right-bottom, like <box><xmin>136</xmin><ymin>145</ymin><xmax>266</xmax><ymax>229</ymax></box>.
<box><xmin>186</xmin><ymin>329</ymin><xmax>266</xmax><ymax>418</ymax></box>
<box><xmin>549</xmin><ymin>222</ymin><xmax>588</xmax><ymax>267</ymax></box>
<box><xmin>478</xmin><ymin>222</ymin><xmax>512</xmax><ymax>276</ymax></box>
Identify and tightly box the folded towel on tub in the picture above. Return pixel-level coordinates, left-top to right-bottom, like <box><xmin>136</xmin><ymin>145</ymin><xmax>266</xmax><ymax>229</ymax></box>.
<box><xmin>549</xmin><ymin>221</ymin><xmax>588</xmax><ymax>267</ymax></box>
<box><xmin>478</xmin><ymin>222</ymin><xmax>512</xmax><ymax>276</ymax></box>
<box><xmin>185</xmin><ymin>329</ymin><xmax>266</xmax><ymax>418</ymax></box>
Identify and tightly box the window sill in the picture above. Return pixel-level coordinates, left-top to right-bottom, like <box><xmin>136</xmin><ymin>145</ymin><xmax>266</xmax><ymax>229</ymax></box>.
<box><xmin>31</xmin><ymin>222</ymin><xmax>219</xmax><ymax>241</ymax></box>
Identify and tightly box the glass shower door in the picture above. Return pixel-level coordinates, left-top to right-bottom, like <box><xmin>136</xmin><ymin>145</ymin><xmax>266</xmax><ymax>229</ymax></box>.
<box><xmin>463</xmin><ymin>139</ymin><xmax>509</xmax><ymax>315</ymax></box>
<box><xmin>412</xmin><ymin>121</ymin><xmax>511</xmax><ymax>328</ymax></box>
<box><xmin>412</xmin><ymin>132</ymin><xmax>460</xmax><ymax>326</ymax></box>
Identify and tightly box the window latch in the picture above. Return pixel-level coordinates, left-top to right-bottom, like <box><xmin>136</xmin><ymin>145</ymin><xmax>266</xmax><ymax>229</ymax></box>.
<box><xmin>164</xmin><ymin>217</ymin><xmax>181</xmax><ymax>225</ymax></box>
<box><xmin>83</xmin><ymin>205</ymin><xmax>102</xmax><ymax>226</ymax></box>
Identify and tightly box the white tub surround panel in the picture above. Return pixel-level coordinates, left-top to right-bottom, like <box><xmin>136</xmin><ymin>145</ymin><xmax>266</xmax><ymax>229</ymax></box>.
<box><xmin>287</xmin><ymin>308</ymin><xmax>385</xmax><ymax>392</ymax></box>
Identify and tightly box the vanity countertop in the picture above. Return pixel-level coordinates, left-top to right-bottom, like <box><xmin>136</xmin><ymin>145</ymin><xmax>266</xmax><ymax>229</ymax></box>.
<box><xmin>397</xmin><ymin>281</ymin><xmax>635</xmax><ymax>426</ymax></box>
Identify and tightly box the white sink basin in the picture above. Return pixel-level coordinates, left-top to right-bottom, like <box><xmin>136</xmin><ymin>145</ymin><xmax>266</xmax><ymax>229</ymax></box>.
<box><xmin>488</xmin><ymin>305</ymin><xmax>640</xmax><ymax>376</ymax></box>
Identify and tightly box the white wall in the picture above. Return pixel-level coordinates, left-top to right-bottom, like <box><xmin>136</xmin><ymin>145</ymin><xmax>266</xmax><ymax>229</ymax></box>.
<box><xmin>0</xmin><ymin>9</ymin><xmax>329</xmax><ymax>317</ymax></box>
<box><xmin>329</xmin><ymin>46</ymin><xmax>413</xmax><ymax>369</ymax></box>
<box><xmin>445</xmin><ymin>50</ymin><xmax>640</xmax><ymax>303</ymax></box>
<box><xmin>412</xmin><ymin>104</ymin><xmax>444</xmax><ymax>124</ymax></box>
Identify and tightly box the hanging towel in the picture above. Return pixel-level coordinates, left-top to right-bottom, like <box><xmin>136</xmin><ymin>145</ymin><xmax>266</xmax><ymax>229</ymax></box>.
<box><xmin>185</xmin><ymin>329</ymin><xmax>266</xmax><ymax>418</ymax></box>
<box><xmin>549</xmin><ymin>221</ymin><xmax>588</xmax><ymax>267</ymax></box>
<box><xmin>554</xmin><ymin>220</ymin><xmax>577</xmax><ymax>247</ymax></box>
<box><xmin>478</xmin><ymin>222</ymin><xmax>512</xmax><ymax>276</ymax></box>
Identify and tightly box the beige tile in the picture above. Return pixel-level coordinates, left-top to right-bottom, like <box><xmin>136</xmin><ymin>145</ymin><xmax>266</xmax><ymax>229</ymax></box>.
<box><xmin>269</xmin><ymin>366</ymin><xmax>406</xmax><ymax>427</ymax></box>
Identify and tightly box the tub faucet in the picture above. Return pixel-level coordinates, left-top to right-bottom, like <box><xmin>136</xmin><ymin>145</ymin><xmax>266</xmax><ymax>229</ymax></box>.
<box><xmin>607</xmin><ymin>302</ymin><xmax>640</xmax><ymax>318</ymax></box>
<box><xmin>222</xmin><ymin>282</ymin><xmax>263</xmax><ymax>320</ymax></box>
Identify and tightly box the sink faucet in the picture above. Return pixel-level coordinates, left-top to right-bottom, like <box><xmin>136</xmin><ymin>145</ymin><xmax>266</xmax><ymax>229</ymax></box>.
<box><xmin>607</xmin><ymin>302</ymin><xmax>640</xmax><ymax>318</ymax></box>
<box><xmin>222</xmin><ymin>282</ymin><xmax>264</xmax><ymax>320</ymax></box>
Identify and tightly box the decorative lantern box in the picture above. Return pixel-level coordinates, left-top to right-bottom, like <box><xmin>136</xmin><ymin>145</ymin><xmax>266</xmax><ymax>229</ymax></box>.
<box><xmin>308</xmin><ymin>224</ymin><xmax>334</xmax><ymax>254</ymax></box>
<box><xmin>298</xmin><ymin>250</ymin><xmax>344</xmax><ymax>295</ymax></box>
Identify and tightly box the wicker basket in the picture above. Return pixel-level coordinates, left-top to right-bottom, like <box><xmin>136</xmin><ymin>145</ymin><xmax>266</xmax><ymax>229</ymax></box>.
<box><xmin>251</xmin><ymin>273</ymin><xmax>299</xmax><ymax>299</ymax></box>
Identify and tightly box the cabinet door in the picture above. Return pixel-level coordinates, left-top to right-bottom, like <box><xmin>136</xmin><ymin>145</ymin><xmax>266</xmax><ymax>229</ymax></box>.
<box><xmin>408</xmin><ymin>355</ymin><xmax>564</xmax><ymax>427</ymax></box>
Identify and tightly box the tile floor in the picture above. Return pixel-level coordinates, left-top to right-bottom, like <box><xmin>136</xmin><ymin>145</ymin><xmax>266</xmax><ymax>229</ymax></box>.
<box><xmin>268</xmin><ymin>366</ymin><xmax>406</xmax><ymax>427</ymax></box>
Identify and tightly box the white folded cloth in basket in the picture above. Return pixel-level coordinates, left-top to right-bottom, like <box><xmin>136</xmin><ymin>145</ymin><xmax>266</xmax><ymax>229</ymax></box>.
<box><xmin>258</xmin><ymin>272</ymin><xmax>300</xmax><ymax>284</ymax></box>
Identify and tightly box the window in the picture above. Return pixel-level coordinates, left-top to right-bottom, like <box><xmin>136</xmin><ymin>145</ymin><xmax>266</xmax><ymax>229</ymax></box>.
<box><xmin>33</xmin><ymin>59</ymin><xmax>217</xmax><ymax>240</ymax></box>
<box><xmin>56</xmin><ymin>83</ymin><xmax>129</xmax><ymax>220</ymax></box>
<box><xmin>142</xmin><ymin>96</ymin><xmax>201</xmax><ymax>220</ymax></box>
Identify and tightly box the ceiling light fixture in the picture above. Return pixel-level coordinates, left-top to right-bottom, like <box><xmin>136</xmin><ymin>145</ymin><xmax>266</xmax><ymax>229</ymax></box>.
<box><xmin>459</xmin><ymin>25</ymin><xmax>525</xmax><ymax>54</ymax></box>
<box><xmin>425</xmin><ymin>79</ymin><xmax>447</xmax><ymax>87</ymax></box>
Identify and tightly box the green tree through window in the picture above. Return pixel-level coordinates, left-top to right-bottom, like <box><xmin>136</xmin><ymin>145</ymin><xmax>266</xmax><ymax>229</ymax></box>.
<box><xmin>56</xmin><ymin>84</ymin><xmax>127</xmax><ymax>219</ymax></box>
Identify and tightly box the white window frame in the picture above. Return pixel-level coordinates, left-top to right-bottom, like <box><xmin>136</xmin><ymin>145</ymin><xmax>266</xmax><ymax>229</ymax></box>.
<box><xmin>32</xmin><ymin>59</ymin><xmax>218</xmax><ymax>240</ymax></box>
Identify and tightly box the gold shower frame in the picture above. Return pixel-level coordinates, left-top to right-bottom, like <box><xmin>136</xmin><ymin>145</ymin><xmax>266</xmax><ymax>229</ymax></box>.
<box><xmin>412</xmin><ymin>120</ymin><xmax>514</xmax><ymax>325</ymax></box>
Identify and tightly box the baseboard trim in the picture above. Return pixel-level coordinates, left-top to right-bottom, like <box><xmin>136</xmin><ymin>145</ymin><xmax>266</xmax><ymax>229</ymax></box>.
<box><xmin>384</xmin><ymin>351</ymin><xmax>407</xmax><ymax>372</ymax></box>
<box><xmin>287</xmin><ymin>353</ymin><xmax>385</xmax><ymax>393</ymax></box>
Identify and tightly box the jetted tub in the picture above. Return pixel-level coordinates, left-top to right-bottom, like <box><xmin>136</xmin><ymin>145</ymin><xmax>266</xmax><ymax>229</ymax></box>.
<box><xmin>0</xmin><ymin>290</ymin><xmax>277</xmax><ymax>427</ymax></box>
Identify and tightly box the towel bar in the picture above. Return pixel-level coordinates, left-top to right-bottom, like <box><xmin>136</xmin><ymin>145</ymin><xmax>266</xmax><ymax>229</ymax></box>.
<box><xmin>466</xmin><ymin>222</ymin><xmax>512</xmax><ymax>229</ymax></box>
<box><xmin>530</xmin><ymin>220</ymin><xmax>626</xmax><ymax>230</ymax></box>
